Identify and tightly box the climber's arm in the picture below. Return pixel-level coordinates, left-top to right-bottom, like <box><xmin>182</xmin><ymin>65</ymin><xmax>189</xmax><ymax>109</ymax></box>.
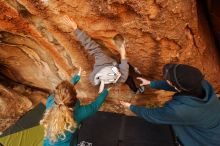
<box><xmin>118</xmin><ymin>59</ymin><xmax>129</xmax><ymax>83</ymax></box>
<box><xmin>150</xmin><ymin>80</ymin><xmax>177</xmax><ymax>92</ymax></box>
<box><xmin>45</xmin><ymin>95</ymin><xmax>55</xmax><ymax>109</ymax></box>
<box><xmin>74</xmin><ymin>89</ymin><xmax>109</xmax><ymax>123</ymax></box>
<box><xmin>62</xmin><ymin>15</ymin><xmax>101</xmax><ymax>52</ymax></box>
<box><xmin>74</xmin><ymin>28</ymin><xmax>101</xmax><ymax>52</ymax></box>
<box><xmin>70</xmin><ymin>67</ymin><xmax>81</xmax><ymax>85</ymax></box>
<box><xmin>117</xmin><ymin>40</ymin><xmax>129</xmax><ymax>83</ymax></box>
<box><xmin>71</xmin><ymin>74</ymin><xmax>80</xmax><ymax>85</ymax></box>
<box><xmin>62</xmin><ymin>15</ymin><xmax>78</xmax><ymax>30</ymax></box>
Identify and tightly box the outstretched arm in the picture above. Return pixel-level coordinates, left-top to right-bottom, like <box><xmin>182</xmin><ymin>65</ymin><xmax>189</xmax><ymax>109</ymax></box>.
<box><xmin>129</xmin><ymin>104</ymin><xmax>184</xmax><ymax>124</ymax></box>
<box><xmin>74</xmin><ymin>28</ymin><xmax>101</xmax><ymax>52</ymax></box>
<box><xmin>71</xmin><ymin>67</ymin><xmax>81</xmax><ymax>85</ymax></box>
<box><xmin>118</xmin><ymin>59</ymin><xmax>129</xmax><ymax>83</ymax></box>
<box><xmin>62</xmin><ymin>15</ymin><xmax>106</xmax><ymax>63</ymax></box>
<box><xmin>74</xmin><ymin>89</ymin><xmax>109</xmax><ymax>123</ymax></box>
<box><xmin>150</xmin><ymin>80</ymin><xmax>177</xmax><ymax>92</ymax></box>
<box><xmin>115</xmin><ymin>35</ymin><xmax>129</xmax><ymax>83</ymax></box>
<box><xmin>62</xmin><ymin>15</ymin><xmax>78</xmax><ymax>30</ymax></box>
<box><xmin>120</xmin><ymin>101</ymin><xmax>196</xmax><ymax>125</ymax></box>
<box><xmin>62</xmin><ymin>15</ymin><xmax>102</xmax><ymax>52</ymax></box>
<box><xmin>137</xmin><ymin>77</ymin><xmax>177</xmax><ymax>92</ymax></box>
<box><xmin>45</xmin><ymin>95</ymin><xmax>55</xmax><ymax>109</ymax></box>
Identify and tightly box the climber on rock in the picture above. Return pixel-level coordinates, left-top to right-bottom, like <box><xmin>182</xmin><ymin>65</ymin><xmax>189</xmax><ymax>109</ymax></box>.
<box><xmin>40</xmin><ymin>67</ymin><xmax>110</xmax><ymax>146</ymax></box>
<box><xmin>120</xmin><ymin>64</ymin><xmax>220</xmax><ymax>146</ymax></box>
<box><xmin>62</xmin><ymin>15</ymin><xmax>144</xmax><ymax>94</ymax></box>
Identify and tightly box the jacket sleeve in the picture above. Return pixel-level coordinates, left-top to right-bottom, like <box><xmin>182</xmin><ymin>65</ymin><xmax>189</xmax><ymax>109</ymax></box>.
<box><xmin>150</xmin><ymin>80</ymin><xmax>177</xmax><ymax>92</ymax></box>
<box><xmin>130</xmin><ymin>102</ymin><xmax>196</xmax><ymax>125</ymax></box>
<box><xmin>71</xmin><ymin>74</ymin><xmax>81</xmax><ymax>85</ymax></box>
<box><xmin>118</xmin><ymin>59</ymin><xmax>129</xmax><ymax>83</ymax></box>
<box><xmin>74</xmin><ymin>28</ymin><xmax>101</xmax><ymax>54</ymax></box>
<box><xmin>46</xmin><ymin>95</ymin><xmax>55</xmax><ymax>109</ymax></box>
<box><xmin>74</xmin><ymin>89</ymin><xmax>109</xmax><ymax>123</ymax></box>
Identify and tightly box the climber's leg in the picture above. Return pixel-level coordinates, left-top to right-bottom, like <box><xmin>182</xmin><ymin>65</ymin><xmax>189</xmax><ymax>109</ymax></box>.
<box><xmin>125</xmin><ymin>76</ymin><xmax>145</xmax><ymax>94</ymax></box>
<box><xmin>75</xmin><ymin>28</ymin><xmax>116</xmax><ymax>68</ymax></box>
<box><xmin>125</xmin><ymin>64</ymin><xmax>145</xmax><ymax>94</ymax></box>
<box><xmin>125</xmin><ymin>75</ymin><xmax>138</xmax><ymax>92</ymax></box>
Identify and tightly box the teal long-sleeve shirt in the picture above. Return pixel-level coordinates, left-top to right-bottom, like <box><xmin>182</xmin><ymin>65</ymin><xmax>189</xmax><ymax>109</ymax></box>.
<box><xmin>130</xmin><ymin>80</ymin><xmax>220</xmax><ymax>146</ymax></box>
<box><xmin>43</xmin><ymin>74</ymin><xmax>109</xmax><ymax>146</ymax></box>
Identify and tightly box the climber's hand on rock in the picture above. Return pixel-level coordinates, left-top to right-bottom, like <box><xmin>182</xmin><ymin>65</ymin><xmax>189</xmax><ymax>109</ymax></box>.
<box><xmin>137</xmin><ymin>77</ymin><xmax>151</xmax><ymax>86</ymax></box>
<box><xmin>78</xmin><ymin>67</ymin><xmax>82</xmax><ymax>76</ymax></box>
<box><xmin>98</xmin><ymin>80</ymin><xmax>105</xmax><ymax>94</ymax></box>
<box><xmin>107</xmin><ymin>87</ymin><xmax>112</xmax><ymax>91</ymax></box>
<box><xmin>120</xmin><ymin>101</ymin><xmax>131</xmax><ymax>108</ymax></box>
<box><xmin>113</xmin><ymin>34</ymin><xmax>126</xmax><ymax>59</ymax></box>
<box><xmin>120</xmin><ymin>44</ymin><xmax>126</xmax><ymax>59</ymax></box>
<box><xmin>63</xmin><ymin>15</ymin><xmax>77</xmax><ymax>30</ymax></box>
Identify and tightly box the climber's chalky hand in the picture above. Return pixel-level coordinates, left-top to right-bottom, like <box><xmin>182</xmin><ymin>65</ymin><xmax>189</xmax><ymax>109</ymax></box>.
<box><xmin>107</xmin><ymin>87</ymin><xmax>112</xmax><ymax>91</ymax></box>
<box><xmin>77</xmin><ymin>67</ymin><xmax>82</xmax><ymax>76</ymax></box>
<box><xmin>137</xmin><ymin>77</ymin><xmax>151</xmax><ymax>86</ymax></box>
<box><xmin>120</xmin><ymin>101</ymin><xmax>131</xmax><ymax>108</ymax></box>
<box><xmin>113</xmin><ymin>34</ymin><xmax>126</xmax><ymax>59</ymax></box>
<box><xmin>62</xmin><ymin>15</ymin><xmax>77</xmax><ymax>30</ymax></box>
<box><xmin>120</xmin><ymin>44</ymin><xmax>126</xmax><ymax>59</ymax></box>
<box><xmin>98</xmin><ymin>80</ymin><xmax>105</xmax><ymax>94</ymax></box>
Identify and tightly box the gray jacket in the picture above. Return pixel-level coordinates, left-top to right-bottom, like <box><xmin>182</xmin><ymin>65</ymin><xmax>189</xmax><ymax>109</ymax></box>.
<box><xmin>75</xmin><ymin>28</ymin><xmax>129</xmax><ymax>85</ymax></box>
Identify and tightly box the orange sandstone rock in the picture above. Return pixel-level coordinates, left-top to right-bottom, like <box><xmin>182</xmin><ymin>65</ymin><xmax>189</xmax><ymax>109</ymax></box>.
<box><xmin>0</xmin><ymin>0</ymin><xmax>220</xmax><ymax>131</ymax></box>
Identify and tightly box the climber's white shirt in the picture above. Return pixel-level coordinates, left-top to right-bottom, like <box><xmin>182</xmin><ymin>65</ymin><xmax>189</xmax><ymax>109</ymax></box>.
<box><xmin>94</xmin><ymin>66</ymin><xmax>121</xmax><ymax>85</ymax></box>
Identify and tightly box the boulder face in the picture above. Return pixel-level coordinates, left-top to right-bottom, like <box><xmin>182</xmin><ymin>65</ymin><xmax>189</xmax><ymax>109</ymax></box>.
<box><xmin>0</xmin><ymin>83</ymin><xmax>32</xmax><ymax>132</ymax></box>
<box><xmin>207</xmin><ymin>0</ymin><xmax>220</xmax><ymax>51</ymax></box>
<box><xmin>0</xmin><ymin>0</ymin><xmax>220</xmax><ymax>131</ymax></box>
<box><xmin>0</xmin><ymin>73</ymin><xmax>48</xmax><ymax>132</ymax></box>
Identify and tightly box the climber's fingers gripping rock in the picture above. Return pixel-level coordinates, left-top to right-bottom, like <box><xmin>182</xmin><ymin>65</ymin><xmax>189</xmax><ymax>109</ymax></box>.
<box><xmin>137</xmin><ymin>77</ymin><xmax>150</xmax><ymax>86</ymax></box>
<box><xmin>119</xmin><ymin>44</ymin><xmax>126</xmax><ymax>60</ymax></box>
<box><xmin>62</xmin><ymin>15</ymin><xmax>78</xmax><ymax>30</ymax></box>
<box><xmin>119</xmin><ymin>101</ymin><xmax>131</xmax><ymax>108</ymax></box>
<box><xmin>78</xmin><ymin>67</ymin><xmax>82</xmax><ymax>76</ymax></box>
<box><xmin>113</xmin><ymin>34</ymin><xmax>126</xmax><ymax>59</ymax></box>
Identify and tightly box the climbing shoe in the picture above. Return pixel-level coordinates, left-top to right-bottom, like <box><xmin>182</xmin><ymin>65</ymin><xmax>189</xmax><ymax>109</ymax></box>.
<box><xmin>136</xmin><ymin>86</ymin><xmax>145</xmax><ymax>94</ymax></box>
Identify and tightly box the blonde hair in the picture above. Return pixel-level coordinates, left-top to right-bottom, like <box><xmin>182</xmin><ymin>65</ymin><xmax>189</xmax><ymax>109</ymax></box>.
<box><xmin>40</xmin><ymin>81</ymin><xmax>78</xmax><ymax>143</ymax></box>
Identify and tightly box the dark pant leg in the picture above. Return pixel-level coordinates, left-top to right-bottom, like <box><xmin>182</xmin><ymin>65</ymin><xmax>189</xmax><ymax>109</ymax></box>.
<box><xmin>125</xmin><ymin>64</ymin><xmax>139</xmax><ymax>92</ymax></box>
<box><xmin>125</xmin><ymin>76</ymin><xmax>138</xmax><ymax>92</ymax></box>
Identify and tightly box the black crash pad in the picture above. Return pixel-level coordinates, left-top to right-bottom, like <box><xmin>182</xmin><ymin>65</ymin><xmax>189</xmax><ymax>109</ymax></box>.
<box><xmin>77</xmin><ymin>112</ymin><xmax>176</xmax><ymax>146</ymax></box>
<box><xmin>1</xmin><ymin>103</ymin><xmax>45</xmax><ymax>137</ymax></box>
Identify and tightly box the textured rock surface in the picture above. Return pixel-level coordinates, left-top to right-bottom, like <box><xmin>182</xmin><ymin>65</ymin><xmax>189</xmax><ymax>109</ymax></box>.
<box><xmin>207</xmin><ymin>0</ymin><xmax>220</xmax><ymax>50</ymax></box>
<box><xmin>0</xmin><ymin>83</ymin><xmax>31</xmax><ymax>132</ymax></box>
<box><xmin>0</xmin><ymin>0</ymin><xmax>220</xmax><ymax>131</ymax></box>
<box><xmin>0</xmin><ymin>73</ymin><xmax>48</xmax><ymax>132</ymax></box>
